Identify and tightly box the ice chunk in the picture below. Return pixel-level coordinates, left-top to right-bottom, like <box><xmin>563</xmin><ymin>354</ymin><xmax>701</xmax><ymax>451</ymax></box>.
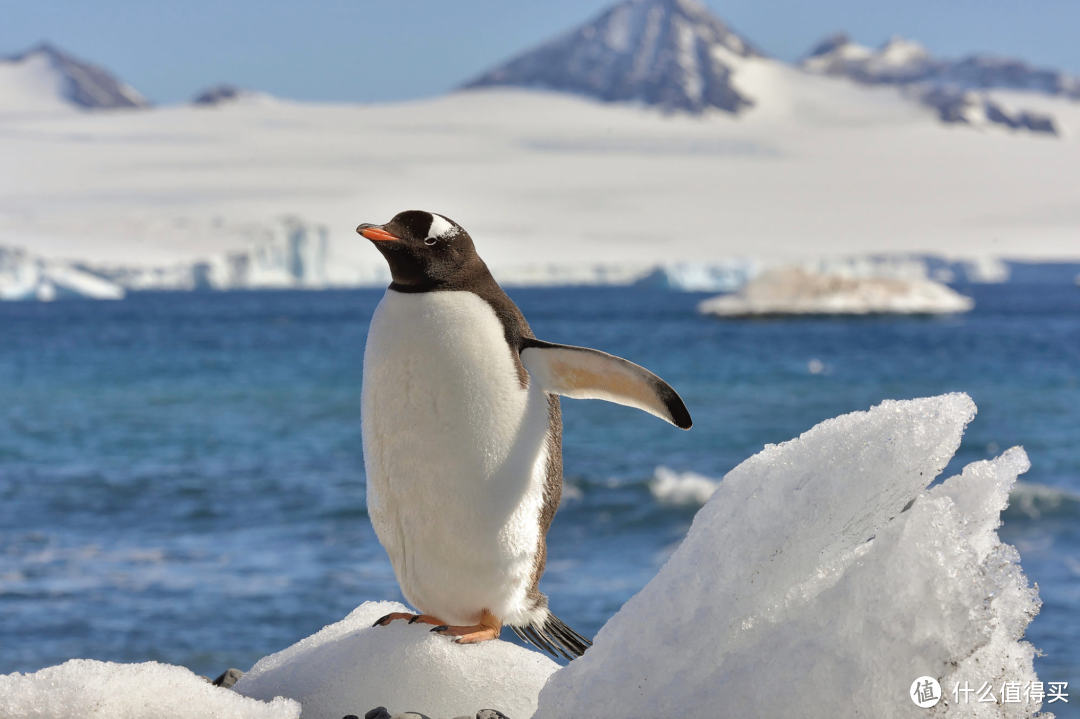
<box><xmin>233</xmin><ymin>600</ymin><xmax>558</xmax><ymax>719</ymax></box>
<box><xmin>698</xmin><ymin>267</ymin><xmax>974</xmax><ymax>316</ymax></box>
<box><xmin>0</xmin><ymin>659</ymin><xmax>299</xmax><ymax>719</ymax></box>
<box><xmin>535</xmin><ymin>394</ymin><xmax>1044</xmax><ymax>718</ymax></box>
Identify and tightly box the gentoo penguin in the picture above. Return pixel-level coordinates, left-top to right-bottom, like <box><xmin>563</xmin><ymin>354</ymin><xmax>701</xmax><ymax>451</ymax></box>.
<box><xmin>358</xmin><ymin>210</ymin><xmax>691</xmax><ymax>659</ymax></box>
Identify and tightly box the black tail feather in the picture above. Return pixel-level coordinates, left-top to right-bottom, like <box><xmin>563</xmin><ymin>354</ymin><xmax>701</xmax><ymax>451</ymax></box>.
<box><xmin>510</xmin><ymin>612</ymin><xmax>593</xmax><ymax>660</ymax></box>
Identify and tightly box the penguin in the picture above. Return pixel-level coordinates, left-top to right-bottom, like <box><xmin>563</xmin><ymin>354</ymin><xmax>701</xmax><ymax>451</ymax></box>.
<box><xmin>358</xmin><ymin>210</ymin><xmax>691</xmax><ymax>659</ymax></box>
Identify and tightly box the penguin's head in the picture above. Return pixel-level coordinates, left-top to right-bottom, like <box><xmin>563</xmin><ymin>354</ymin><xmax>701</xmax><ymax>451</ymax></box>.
<box><xmin>357</xmin><ymin>210</ymin><xmax>482</xmax><ymax>289</ymax></box>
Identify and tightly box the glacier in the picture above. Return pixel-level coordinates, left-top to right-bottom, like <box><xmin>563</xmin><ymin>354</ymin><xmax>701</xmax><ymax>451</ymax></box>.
<box><xmin>0</xmin><ymin>245</ymin><xmax>125</xmax><ymax>301</ymax></box>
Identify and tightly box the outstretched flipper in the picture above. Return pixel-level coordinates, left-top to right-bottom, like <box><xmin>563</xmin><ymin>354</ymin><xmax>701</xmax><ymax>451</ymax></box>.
<box><xmin>520</xmin><ymin>339</ymin><xmax>692</xmax><ymax>430</ymax></box>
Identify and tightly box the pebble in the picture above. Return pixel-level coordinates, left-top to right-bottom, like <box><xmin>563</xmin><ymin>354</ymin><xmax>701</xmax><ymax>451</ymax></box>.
<box><xmin>212</xmin><ymin>668</ymin><xmax>244</xmax><ymax>689</ymax></box>
<box><xmin>354</xmin><ymin>709</ymin><xmax>510</xmax><ymax>719</ymax></box>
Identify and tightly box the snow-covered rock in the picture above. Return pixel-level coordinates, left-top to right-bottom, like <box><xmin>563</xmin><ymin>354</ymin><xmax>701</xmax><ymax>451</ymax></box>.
<box><xmin>0</xmin><ymin>659</ymin><xmax>299</xmax><ymax>719</ymax></box>
<box><xmin>535</xmin><ymin>394</ymin><xmax>1044</xmax><ymax>718</ymax></box>
<box><xmin>698</xmin><ymin>267</ymin><xmax>974</xmax><ymax>316</ymax></box>
<box><xmin>192</xmin><ymin>83</ymin><xmax>277</xmax><ymax>107</ymax></box>
<box><xmin>0</xmin><ymin>43</ymin><xmax>148</xmax><ymax>113</ymax></box>
<box><xmin>0</xmin><ymin>245</ymin><xmax>125</xmax><ymax>301</ymax></box>
<box><xmin>802</xmin><ymin>33</ymin><xmax>1073</xmax><ymax>133</ymax></box>
<box><xmin>233</xmin><ymin>600</ymin><xmax>559</xmax><ymax>719</ymax></box>
<box><xmin>803</xmin><ymin>32</ymin><xmax>1080</xmax><ymax>98</ymax></box>
<box><xmin>463</xmin><ymin>0</ymin><xmax>763</xmax><ymax>113</ymax></box>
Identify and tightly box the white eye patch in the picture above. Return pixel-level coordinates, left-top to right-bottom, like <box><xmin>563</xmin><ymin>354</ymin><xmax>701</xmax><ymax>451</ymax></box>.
<box><xmin>426</xmin><ymin>213</ymin><xmax>458</xmax><ymax>241</ymax></box>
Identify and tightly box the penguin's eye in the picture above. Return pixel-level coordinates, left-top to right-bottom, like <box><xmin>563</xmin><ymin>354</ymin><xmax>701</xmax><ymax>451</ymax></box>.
<box><xmin>424</xmin><ymin>237</ymin><xmax>437</xmax><ymax>246</ymax></box>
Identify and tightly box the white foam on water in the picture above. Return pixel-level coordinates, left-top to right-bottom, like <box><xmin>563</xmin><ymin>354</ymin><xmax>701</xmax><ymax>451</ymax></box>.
<box><xmin>535</xmin><ymin>393</ymin><xmax>1046</xmax><ymax>718</ymax></box>
<box><xmin>650</xmin><ymin>466</ymin><xmax>721</xmax><ymax>505</ymax></box>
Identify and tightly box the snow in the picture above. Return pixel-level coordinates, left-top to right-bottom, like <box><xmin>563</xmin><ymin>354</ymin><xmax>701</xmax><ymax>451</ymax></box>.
<box><xmin>5</xmin><ymin>82</ymin><xmax>1079</xmax><ymax>284</ymax></box>
<box><xmin>698</xmin><ymin>267</ymin><xmax>974</xmax><ymax>316</ymax></box>
<box><xmin>232</xmin><ymin>600</ymin><xmax>559</xmax><ymax>719</ymax></box>
<box><xmin>0</xmin><ymin>659</ymin><xmax>299</xmax><ymax>719</ymax></box>
<box><xmin>534</xmin><ymin>393</ymin><xmax>1044</xmax><ymax>718</ymax></box>
<box><xmin>0</xmin><ymin>44</ymin><xmax>148</xmax><ymax>114</ymax></box>
<box><xmin>0</xmin><ymin>51</ymin><xmax>73</xmax><ymax>114</ymax></box>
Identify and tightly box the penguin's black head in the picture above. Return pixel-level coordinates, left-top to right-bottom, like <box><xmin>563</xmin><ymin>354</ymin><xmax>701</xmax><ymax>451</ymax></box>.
<box><xmin>357</xmin><ymin>210</ymin><xmax>484</xmax><ymax>290</ymax></box>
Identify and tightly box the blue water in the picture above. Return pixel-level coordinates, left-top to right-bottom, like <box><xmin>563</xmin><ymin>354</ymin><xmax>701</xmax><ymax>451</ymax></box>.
<box><xmin>1</xmin><ymin>285</ymin><xmax>1077</xmax><ymax>713</ymax></box>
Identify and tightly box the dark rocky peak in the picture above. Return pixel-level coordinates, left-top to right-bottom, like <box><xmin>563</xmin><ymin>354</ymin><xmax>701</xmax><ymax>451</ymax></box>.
<box><xmin>463</xmin><ymin>0</ymin><xmax>763</xmax><ymax>114</ymax></box>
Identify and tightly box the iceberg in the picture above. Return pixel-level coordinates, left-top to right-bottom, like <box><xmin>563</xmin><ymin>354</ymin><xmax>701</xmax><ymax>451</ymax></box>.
<box><xmin>0</xmin><ymin>245</ymin><xmax>125</xmax><ymax>301</ymax></box>
<box><xmin>0</xmin><ymin>659</ymin><xmax>299</xmax><ymax>719</ymax></box>
<box><xmin>698</xmin><ymin>267</ymin><xmax>974</xmax><ymax>316</ymax></box>
<box><xmin>535</xmin><ymin>394</ymin><xmax>1043</xmax><ymax>718</ymax></box>
<box><xmin>233</xmin><ymin>601</ymin><xmax>559</xmax><ymax>719</ymax></box>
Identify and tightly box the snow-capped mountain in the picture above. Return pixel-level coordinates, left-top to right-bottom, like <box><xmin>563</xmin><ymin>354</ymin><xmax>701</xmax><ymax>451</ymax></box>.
<box><xmin>801</xmin><ymin>34</ymin><xmax>1068</xmax><ymax>133</ymax></box>
<box><xmin>803</xmin><ymin>33</ymin><xmax>1080</xmax><ymax>98</ymax></box>
<box><xmin>0</xmin><ymin>43</ymin><xmax>148</xmax><ymax>112</ymax></box>
<box><xmin>463</xmin><ymin>0</ymin><xmax>762</xmax><ymax>113</ymax></box>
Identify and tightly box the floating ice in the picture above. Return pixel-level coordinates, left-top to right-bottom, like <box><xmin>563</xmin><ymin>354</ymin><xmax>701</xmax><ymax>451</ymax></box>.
<box><xmin>698</xmin><ymin>267</ymin><xmax>974</xmax><ymax>316</ymax></box>
<box><xmin>0</xmin><ymin>245</ymin><xmax>125</xmax><ymax>301</ymax></box>
<box><xmin>0</xmin><ymin>659</ymin><xmax>299</xmax><ymax>719</ymax></box>
<box><xmin>650</xmin><ymin>466</ymin><xmax>721</xmax><ymax>505</ymax></box>
<box><xmin>233</xmin><ymin>600</ymin><xmax>559</xmax><ymax>719</ymax></box>
<box><xmin>535</xmin><ymin>393</ymin><xmax>1044</xmax><ymax>718</ymax></box>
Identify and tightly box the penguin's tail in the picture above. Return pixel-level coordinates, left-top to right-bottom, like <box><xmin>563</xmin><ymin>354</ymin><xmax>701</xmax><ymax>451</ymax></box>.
<box><xmin>509</xmin><ymin>611</ymin><xmax>592</xmax><ymax>660</ymax></box>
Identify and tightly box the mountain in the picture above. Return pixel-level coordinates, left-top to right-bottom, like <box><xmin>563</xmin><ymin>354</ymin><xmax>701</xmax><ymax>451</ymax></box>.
<box><xmin>463</xmin><ymin>0</ymin><xmax>762</xmax><ymax>113</ymax></box>
<box><xmin>0</xmin><ymin>43</ymin><xmax>148</xmax><ymax>111</ymax></box>
<box><xmin>802</xmin><ymin>33</ymin><xmax>1080</xmax><ymax>98</ymax></box>
<box><xmin>802</xmin><ymin>34</ymin><xmax>1067</xmax><ymax>133</ymax></box>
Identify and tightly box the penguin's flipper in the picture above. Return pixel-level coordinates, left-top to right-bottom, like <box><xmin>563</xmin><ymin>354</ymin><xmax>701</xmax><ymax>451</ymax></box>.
<box><xmin>520</xmin><ymin>339</ymin><xmax>692</xmax><ymax>429</ymax></box>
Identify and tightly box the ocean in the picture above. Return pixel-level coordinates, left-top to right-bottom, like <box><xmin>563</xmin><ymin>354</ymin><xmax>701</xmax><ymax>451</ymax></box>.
<box><xmin>0</xmin><ymin>284</ymin><xmax>1077</xmax><ymax>714</ymax></box>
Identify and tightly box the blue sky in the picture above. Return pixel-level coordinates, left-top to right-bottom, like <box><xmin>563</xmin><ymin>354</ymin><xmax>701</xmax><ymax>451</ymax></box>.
<box><xmin>4</xmin><ymin>0</ymin><xmax>1079</xmax><ymax>105</ymax></box>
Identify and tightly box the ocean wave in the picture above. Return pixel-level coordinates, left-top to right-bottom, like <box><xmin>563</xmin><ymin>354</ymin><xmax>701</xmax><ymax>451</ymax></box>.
<box><xmin>649</xmin><ymin>467</ymin><xmax>721</xmax><ymax>506</ymax></box>
<box><xmin>648</xmin><ymin>470</ymin><xmax>1080</xmax><ymax>520</ymax></box>
<box><xmin>1005</xmin><ymin>480</ymin><xmax>1080</xmax><ymax>520</ymax></box>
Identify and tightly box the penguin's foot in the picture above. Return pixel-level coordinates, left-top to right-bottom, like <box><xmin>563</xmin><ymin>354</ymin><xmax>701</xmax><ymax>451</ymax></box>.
<box><xmin>430</xmin><ymin>610</ymin><xmax>501</xmax><ymax>644</ymax></box>
<box><xmin>371</xmin><ymin>612</ymin><xmax>446</xmax><ymax>628</ymax></box>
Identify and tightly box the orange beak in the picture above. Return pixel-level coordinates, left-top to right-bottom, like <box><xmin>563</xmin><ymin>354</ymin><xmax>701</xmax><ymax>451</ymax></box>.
<box><xmin>358</xmin><ymin>226</ymin><xmax>400</xmax><ymax>242</ymax></box>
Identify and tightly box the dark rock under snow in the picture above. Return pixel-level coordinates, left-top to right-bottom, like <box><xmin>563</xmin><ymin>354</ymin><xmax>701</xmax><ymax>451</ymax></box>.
<box><xmin>463</xmin><ymin>0</ymin><xmax>762</xmax><ymax>114</ymax></box>
<box><xmin>802</xmin><ymin>33</ymin><xmax>1080</xmax><ymax>98</ymax></box>
<box><xmin>2</xmin><ymin>42</ymin><xmax>149</xmax><ymax>109</ymax></box>
<box><xmin>192</xmin><ymin>83</ymin><xmax>246</xmax><ymax>106</ymax></box>
<box><xmin>802</xmin><ymin>34</ymin><xmax>1067</xmax><ymax>134</ymax></box>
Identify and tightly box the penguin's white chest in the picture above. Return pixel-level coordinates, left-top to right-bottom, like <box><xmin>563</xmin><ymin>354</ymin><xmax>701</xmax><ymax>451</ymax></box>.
<box><xmin>361</xmin><ymin>289</ymin><xmax>551</xmax><ymax>625</ymax></box>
